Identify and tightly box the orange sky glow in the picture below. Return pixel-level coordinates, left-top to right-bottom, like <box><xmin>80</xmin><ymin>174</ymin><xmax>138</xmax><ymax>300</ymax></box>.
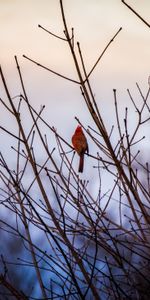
<box><xmin>0</xmin><ymin>0</ymin><xmax>149</xmax><ymax>135</ymax></box>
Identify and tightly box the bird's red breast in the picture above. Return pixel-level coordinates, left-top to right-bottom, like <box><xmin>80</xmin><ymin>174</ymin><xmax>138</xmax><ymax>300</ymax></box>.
<box><xmin>72</xmin><ymin>126</ymin><xmax>88</xmax><ymax>156</ymax></box>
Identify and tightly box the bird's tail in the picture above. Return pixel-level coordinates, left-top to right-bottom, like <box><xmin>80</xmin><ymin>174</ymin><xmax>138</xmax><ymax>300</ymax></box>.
<box><xmin>78</xmin><ymin>154</ymin><xmax>84</xmax><ymax>173</ymax></box>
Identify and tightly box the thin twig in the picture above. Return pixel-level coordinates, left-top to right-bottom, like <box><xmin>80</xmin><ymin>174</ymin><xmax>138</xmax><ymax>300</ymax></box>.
<box><xmin>85</xmin><ymin>27</ymin><xmax>122</xmax><ymax>80</ymax></box>
<box><xmin>122</xmin><ymin>0</ymin><xmax>150</xmax><ymax>28</ymax></box>
<box><xmin>23</xmin><ymin>55</ymin><xmax>80</xmax><ymax>84</ymax></box>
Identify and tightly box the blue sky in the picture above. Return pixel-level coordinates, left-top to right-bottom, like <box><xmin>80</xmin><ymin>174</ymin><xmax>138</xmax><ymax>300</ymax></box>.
<box><xmin>0</xmin><ymin>3</ymin><xmax>149</xmax><ymax>298</ymax></box>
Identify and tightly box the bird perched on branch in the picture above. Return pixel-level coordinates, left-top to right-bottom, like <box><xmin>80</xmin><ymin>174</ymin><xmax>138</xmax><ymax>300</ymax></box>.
<box><xmin>72</xmin><ymin>126</ymin><xmax>88</xmax><ymax>173</ymax></box>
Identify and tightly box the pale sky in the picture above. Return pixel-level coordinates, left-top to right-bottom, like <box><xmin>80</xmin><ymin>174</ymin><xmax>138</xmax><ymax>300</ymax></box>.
<box><xmin>0</xmin><ymin>3</ymin><xmax>150</xmax><ymax>295</ymax></box>
<box><xmin>0</xmin><ymin>0</ymin><xmax>149</xmax><ymax>139</ymax></box>
<box><xmin>0</xmin><ymin>0</ymin><xmax>149</xmax><ymax>212</ymax></box>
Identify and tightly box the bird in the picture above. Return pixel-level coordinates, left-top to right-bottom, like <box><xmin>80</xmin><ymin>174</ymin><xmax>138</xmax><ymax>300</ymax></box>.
<box><xmin>72</xmin><ymin>126</ymin><xmax>88</xmax><ymax>173</ymax></box>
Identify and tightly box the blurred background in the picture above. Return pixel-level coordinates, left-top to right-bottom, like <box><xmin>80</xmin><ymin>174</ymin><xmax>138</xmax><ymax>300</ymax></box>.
<box><xmin>0</xmin><ymin>1</ymin><xmax>150</xmax><ymax>298</ymax></box>
<box><xmin>0</xmin><ymin>0</ymin><xmax>149</xmax><ymax>190</ymax></box>
<box><xmin>0</xmin><ymin>0</ymin><xmax>149</xmax><ymax>132</ymax></box>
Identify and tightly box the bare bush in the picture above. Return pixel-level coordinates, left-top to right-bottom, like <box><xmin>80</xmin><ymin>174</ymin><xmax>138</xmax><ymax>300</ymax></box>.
<box><xmin>0</xmin><ymin>1</ymin><xmax>150</xmax><ymax>299</ymax></box>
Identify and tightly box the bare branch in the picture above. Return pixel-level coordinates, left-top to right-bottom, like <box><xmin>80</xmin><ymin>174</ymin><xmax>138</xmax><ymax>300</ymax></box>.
<box><xmin>122</xmin><ymin>0</ymin><xmax>150</xmax><ymax>28</ymax></box>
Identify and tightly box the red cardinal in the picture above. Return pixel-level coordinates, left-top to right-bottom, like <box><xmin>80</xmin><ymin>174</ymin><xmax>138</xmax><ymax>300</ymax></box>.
<box><xmin>72</xmin><ymin>126</ymin><xmax>88</xmax><ymax>173</ymax></box>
